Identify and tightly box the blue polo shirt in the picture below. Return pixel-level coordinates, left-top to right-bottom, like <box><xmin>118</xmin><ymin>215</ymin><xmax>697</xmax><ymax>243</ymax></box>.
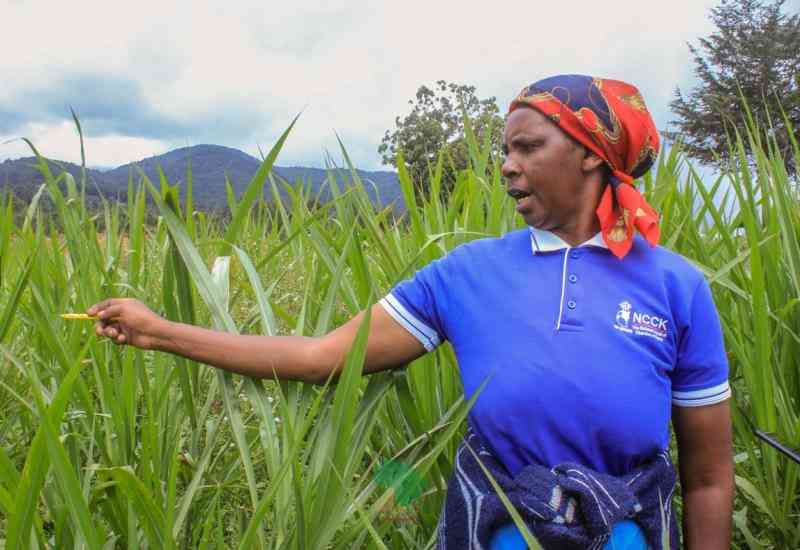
<box><xmin>379</xmin><ymin>227</ymin><xmax>730</xmax><ymax>477</ymax></box>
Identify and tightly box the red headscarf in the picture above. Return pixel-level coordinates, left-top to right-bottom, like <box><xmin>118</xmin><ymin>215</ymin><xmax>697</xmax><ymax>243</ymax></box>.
<box><xmin>508</xmin><ymin>75</ymin><xmax>660</xmax><ymax>259</ymax></box>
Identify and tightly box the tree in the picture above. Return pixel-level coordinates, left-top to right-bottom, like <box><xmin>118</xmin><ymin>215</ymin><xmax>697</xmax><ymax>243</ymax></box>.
<box><xmin>668</xmin><ymin>0</ymin><xmax>800</xmax><ymax>174</ymax></box>
<box><xmin>379</xmin><ymin>81</ymin><xmax>504</xmax><ymax>195</ymax></box>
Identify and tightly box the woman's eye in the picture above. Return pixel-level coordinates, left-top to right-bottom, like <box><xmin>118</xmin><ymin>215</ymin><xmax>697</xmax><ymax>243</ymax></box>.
<box><xmin>520</xmin><ymin>140</ymin><xmax>542</xmax><ymax>151</ymax></box>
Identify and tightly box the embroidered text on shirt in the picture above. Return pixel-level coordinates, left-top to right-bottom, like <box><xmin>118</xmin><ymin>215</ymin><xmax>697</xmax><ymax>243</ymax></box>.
<box><xmin>614</xmin><ymin>301</ymin><xmax>669</xmax><ymax>342</ymax></box>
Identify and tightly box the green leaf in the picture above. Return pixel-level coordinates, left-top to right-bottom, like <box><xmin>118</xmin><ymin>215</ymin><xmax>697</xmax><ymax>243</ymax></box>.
<box><xmin>221</xmin><ymin>114</ymin><xmax>300</xmax><ymax>255</ymax></box>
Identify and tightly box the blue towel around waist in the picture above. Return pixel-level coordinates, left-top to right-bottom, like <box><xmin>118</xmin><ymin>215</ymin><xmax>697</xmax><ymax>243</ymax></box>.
<box><xmin>436</xmin><ymin>423</ymin><xmax>680</xmax><ymax>550</ymax></box>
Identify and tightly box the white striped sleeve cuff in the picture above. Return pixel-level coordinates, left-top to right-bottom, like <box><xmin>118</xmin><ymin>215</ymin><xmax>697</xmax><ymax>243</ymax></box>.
<box><xmin>672</xmin><ymin>380</ymin><xmax>731</xmax><ymax>407</ymax></box>
<box><xmin>378</xmin><ymin>294</ymin><xmax>441</xmax><ymax>352</ymax></box>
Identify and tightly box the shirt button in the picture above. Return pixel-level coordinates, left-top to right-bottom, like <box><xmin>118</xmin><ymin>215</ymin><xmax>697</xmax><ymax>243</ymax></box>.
<box><xmin>570</xmin><ymin>251</ymin><xmax>580</xmax><ymax>259</ymax></box>
<box><xmin>568</xmin><ymin>274</ymin><xmax>578</xmax><ymax>283</ymax></box>
<box><xmin>567</xmin><ymin>300</ymin><xmax>577</xmax><ymax>309</ymax></box>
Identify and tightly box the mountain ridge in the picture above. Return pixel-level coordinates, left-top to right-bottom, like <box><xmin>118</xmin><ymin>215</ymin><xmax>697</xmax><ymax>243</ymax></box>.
<box><xmin>0</xmin><ymin>144</ymin><xmax>403</xmax><ymax>211</ymax></box>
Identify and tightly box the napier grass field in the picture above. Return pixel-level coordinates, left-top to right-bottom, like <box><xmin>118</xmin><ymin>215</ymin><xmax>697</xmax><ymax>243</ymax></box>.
<box><xmin>0</xmin><ymin>115</ymin><xmax>798</xmax><ymax>549</ymax></box>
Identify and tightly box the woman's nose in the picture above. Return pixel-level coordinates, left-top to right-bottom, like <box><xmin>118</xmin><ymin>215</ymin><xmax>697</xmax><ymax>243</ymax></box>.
<box><xmin>501</xmin><ymin>155</ymin><xmax>519</xmax><ymax>179</ymax></box>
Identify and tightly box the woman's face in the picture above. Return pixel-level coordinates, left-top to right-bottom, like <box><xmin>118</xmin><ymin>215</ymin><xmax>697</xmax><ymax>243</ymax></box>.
<box><xmin>501</xmin><ymin>106</ymin><xmax>595</xmax><ymax>232</ymax></box>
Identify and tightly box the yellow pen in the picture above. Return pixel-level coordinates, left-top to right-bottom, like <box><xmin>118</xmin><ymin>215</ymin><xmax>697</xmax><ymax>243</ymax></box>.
<box><xmin>60</xmin><ymin>313</ymin><xmax>99</xmax><ymax>320</ymax></box>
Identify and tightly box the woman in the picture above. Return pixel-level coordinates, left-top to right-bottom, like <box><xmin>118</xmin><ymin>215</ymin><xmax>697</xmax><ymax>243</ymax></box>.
<box><xmin>88</xmin><ymin>75</ymin><xmax>734</xmax><ymax>549</ymax></box>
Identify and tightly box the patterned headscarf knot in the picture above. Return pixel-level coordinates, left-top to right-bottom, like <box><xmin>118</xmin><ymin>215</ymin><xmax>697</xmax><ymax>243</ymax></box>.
<box><xmin>508</xmin><ymin>74</ymin><xmax>661</xmax><ymax>259</ymax></box>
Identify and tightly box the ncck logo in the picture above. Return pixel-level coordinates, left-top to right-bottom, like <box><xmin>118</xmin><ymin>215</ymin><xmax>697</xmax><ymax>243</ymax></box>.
<box><xmin>614</xmin><ymin>301</ymin><xmax>669</xmax><ymax>342</ymax></box>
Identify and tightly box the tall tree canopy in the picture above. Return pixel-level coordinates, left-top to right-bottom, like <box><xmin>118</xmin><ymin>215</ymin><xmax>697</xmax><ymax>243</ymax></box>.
<box><xmin>379</xmin><ymin>81</ymin><xmax>503</xmax><ymax>194</ymax></box>
<box><xmin>669</xmin><ymin>0</ymin><xmax>800</xmax><ymax>173</ymax></box>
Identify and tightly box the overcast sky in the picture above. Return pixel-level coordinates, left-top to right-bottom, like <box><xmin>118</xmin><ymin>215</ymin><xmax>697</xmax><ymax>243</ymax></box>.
<box><xmin>2</xmin><ymin>0</ymin><xmax>798</xmax><ymax>170</ymax></box>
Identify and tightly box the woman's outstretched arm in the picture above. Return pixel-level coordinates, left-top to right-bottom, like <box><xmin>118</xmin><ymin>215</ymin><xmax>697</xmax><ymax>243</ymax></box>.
<box><xmin>87</xmin><ymin>298</ymin><xmax>427</xmax><ymax>385</ymax></box>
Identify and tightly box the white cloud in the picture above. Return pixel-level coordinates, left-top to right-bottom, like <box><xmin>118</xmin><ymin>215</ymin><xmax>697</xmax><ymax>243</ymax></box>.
<box><xmin>1</xmin><ymin>120</ymin><xmax>168</xmax><ymax>168</ymax></box>
<box><xmin>1</xmin><ymin>0</ymin><xmax>737</xmax><ymax>169</ymax></box>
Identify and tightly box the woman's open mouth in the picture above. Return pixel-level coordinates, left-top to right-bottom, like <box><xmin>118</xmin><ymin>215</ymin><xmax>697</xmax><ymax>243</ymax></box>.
<box><xmin>507</xmin><ymin>188</ymin><xmax>533</xmax><ymax>212</ymax></box>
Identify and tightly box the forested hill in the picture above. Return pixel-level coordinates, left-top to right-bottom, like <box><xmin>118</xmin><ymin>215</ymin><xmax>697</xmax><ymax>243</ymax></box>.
<box><xmin>0</xmin><ymin>144</ymin><xmax>403</xmax><ymax>212</ymax></box>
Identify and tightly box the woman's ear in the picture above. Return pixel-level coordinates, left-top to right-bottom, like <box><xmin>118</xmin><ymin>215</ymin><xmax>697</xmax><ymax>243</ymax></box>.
<box><xmin>581</xmin><ymin>148</ymin><xmax>605</xmax><ymax>172</ymax></box>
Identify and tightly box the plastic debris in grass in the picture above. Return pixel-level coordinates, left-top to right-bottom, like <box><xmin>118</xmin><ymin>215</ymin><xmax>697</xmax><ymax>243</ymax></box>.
<box><xmin>373</xmin><ymin>460</ymin><xmax>426</xmax><ymax>507</ymax></box>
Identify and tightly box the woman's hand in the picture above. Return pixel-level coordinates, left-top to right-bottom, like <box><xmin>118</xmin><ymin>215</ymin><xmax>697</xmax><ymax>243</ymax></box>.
<box><xmin>87</xmin><ymin>298</ymin><xmax>168</xmax><ymax>350</ymax></box>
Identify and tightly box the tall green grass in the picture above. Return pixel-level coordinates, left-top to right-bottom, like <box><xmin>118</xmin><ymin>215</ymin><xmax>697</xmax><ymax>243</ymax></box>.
<box><xmin>0</xmin><ymin>113</ymin><xmax>797</xmax><ymax>548</ymax></box>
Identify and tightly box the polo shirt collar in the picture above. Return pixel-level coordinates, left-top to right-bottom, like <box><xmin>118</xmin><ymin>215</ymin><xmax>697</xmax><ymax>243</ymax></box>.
<box><xmin>529</xmin><ymin>227</ymin><xmax>608</xmax><ymax>254</ymax></box>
